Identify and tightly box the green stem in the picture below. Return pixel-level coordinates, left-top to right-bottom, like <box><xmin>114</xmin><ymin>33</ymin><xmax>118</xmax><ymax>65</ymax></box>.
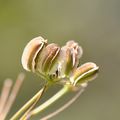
<box><xmin>10</xmin><ymin>83</ymin><xmax>49</xmax><ymax>120</ymax></box>
<box><xmin>41</xmin><ymin>86</ymin><xmax>85</xmax><ymax>120</ymax></box>
<box><xmin>28</xmin><ymin>85</ymin><xmax>71</xmax><ymax>119</ymax></box>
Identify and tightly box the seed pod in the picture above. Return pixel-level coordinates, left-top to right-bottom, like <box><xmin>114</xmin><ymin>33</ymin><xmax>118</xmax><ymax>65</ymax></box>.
<box><xmin>66</xmin><ymin>41</ymin><xmax>83</xmax><ymax>68</ymax></box>
<box><xmin>57</xmin><ymin>46</ymin><xmax>73</xmax><ymax>78</ymax></box>
<box><xmin>21</xmin><ymin>36</ymin><xmax>47</xmax><ymax>72</ymax></box>
<box><xmin>70</xmin><ymin>62</ymin><xmax>99</xmax><ymax>86</ymax></box>
<box><xmin>35</xmin><ymin>43</ymin><xmax>60</xmax><ymax>77</ymax></box>
<box><xmin>56</xmin><ymin>41</ymin><xmax>82</xmax><ymax>78</ymax></box>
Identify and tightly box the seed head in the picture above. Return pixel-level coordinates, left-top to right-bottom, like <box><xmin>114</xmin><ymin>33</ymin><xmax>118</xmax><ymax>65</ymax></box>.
<box><xmin>21</xmin><ymin>36</ymin><xmax>99</xmax><ymax>85</ymax></box>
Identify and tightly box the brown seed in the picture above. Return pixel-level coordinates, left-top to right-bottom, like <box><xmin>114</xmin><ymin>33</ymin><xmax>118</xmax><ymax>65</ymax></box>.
<box><xmin>66</xmin><ymin>41</ymin><xmax>83</xmax><ymax>68</ymax></box>
<box><xmin>35</xmin><ymin>43</ymin><xmax>60</xmax><ymax>76</ymax></box>
<box><xmin>70</xmin><ymin>62</ymin><xmax>99</xmax><ymax>85</ymax></box>
<box><xmin>21</xmin><ymin>36</ymin><xmax>47</xmax><ymax>71</ymax></box>
<box><xmin>57</xmin><ymin>46</ymin><xmax>73</xmax><ymax>78</ymax></box>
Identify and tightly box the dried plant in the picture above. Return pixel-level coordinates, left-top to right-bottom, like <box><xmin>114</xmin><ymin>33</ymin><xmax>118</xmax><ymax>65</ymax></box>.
<box><xmin>0</xmin><ymin>36</ymin><xmax>99</xmax><ymax>120</ymax></box>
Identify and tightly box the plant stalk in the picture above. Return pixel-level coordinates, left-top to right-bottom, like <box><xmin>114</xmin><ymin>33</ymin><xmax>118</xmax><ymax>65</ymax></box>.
<box><xmin>41</xmin><ymin>86</ymin><xmax>85</xmax><ymax>120</ymax></box>
<box><xmin>10</xmin><ymin>83</ymin><xmax>48</xmax><ymax>120</ymax></box>
<box><xmin>27</xmin><ymin>85</ymin><xmax>71</xmax><ymax>119</ymax></box>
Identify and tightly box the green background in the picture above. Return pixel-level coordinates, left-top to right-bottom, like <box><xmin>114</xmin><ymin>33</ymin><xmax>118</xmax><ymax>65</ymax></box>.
<box><xmin>0</xmin><ymin>0</ymin><xmax>120</xmax><ymax>120</ymax></box>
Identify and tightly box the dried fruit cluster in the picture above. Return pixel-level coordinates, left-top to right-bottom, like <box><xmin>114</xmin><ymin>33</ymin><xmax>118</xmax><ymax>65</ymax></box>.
<box><xmin>22</xmin><ymin>36</ymin><xmax>99</xmax><ymax>87</ymax></box>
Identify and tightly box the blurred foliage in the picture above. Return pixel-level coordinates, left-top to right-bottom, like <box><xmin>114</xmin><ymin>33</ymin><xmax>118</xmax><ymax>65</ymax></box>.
<box><xmin>0</xmin><ymin>0</ymin><xmax>120</xmax><ymax>120</ymax></box>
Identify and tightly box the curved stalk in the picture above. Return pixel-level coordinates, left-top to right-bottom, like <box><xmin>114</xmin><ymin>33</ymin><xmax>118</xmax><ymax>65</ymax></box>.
<box><xmin>41</xmin><ymin>86</ymin><xmax>85</xmax><ymax>120</ymax></box>
<box><xmin>19</xmin><ymin>84</ymin><xmax>47</xmax><ymax>120</ymax></box>
<box><xmin>10</xmin><ymin>83</ymin><xmax>49</xmax><ymax>120</ymax></box>
<box><xmin>26</xmin><ymin>85</ymin><xmax>71</xmax><ymax>119</ymax></box>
